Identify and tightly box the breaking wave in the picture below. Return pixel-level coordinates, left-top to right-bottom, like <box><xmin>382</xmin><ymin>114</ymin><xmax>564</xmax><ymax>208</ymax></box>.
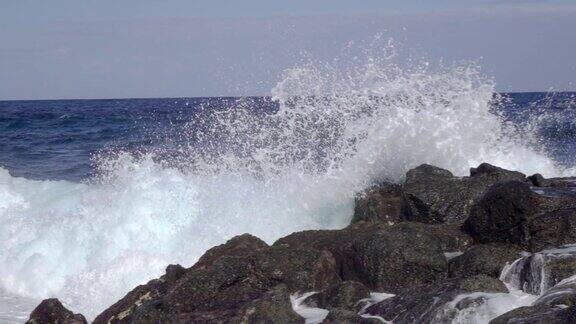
<box><xmin>0</xmin><ymin>50</ymin><xmax>572</xmax><ymax>318</ymax></box>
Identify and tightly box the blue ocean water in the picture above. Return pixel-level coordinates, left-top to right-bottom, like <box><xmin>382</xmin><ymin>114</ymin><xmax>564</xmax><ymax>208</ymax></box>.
<box><xmin>0</xmin><ymin>93</ymin><xmax>575</xmax><ymax>182</ymax></box>
<box><xmin>0</xmin><ymin>90</ymin><xmax>575</xmax><ymax>322</ymax></box>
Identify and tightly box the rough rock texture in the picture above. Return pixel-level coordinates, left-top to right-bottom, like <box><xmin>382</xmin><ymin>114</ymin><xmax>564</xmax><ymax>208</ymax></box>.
<box><xmin>275</xmin><ymin>222</ymin><xmax>449</xmax><ymax>292</ymax></box>
<box><xmin>192</xmin><ymin>233</ymin><xmax>268</xmax><ymax>270</ymax></box>
<box><xmin>462</xmin><ymin>181</ymin><xmax>538</xmax><ymax>247</ymax></box>
<box><xmin>26</xmin><ymin>299</ymin><xmax>87</xmax><ymax>324</ymax></box>
<box><xmin>303</xmin><ymin>281</ymin><xmax>370</xmax><ymax>312</ymax></box>
<box><xmin>526</xmin><ymin>209</ymin><xmax>576</xmax><ymax>252</ymax></box>
<box><xmin>403</xmin><ymin>163</ymin><xmax>526</xmax><ymax>224</ymax></box>
<box><xmin>352</xmin><ymin>183</ymin><xmax>406</xmax><ymax>224</ymax></box>
<box><xmin>449</xmin><ymin>243</ymin><xmax>522</xmax><ymax>279</ymax></box>
<box><xmin>322</xmin><ymin>308</ymin><xmax>382</xmax><ymax>324</ymax></box>
<box><xmin>348</xmin><ymin>222</ymin><xmax>448</xmax><ymax>292</ymax></box>
<box><xmin>94</xmin><ymin>240</ymin><xmax>339</xmax><ymax>323</ymax></box>
<box><xmin>463</xmin><ymin>180</ymin><xmax>576</xmax><ymax>251</ymax></box>
<box><xmin>235</xmin><ymin>284</ymin><xmax>304</xmax><ymax>324</ymax></box>
<box><xmin>365</xmin><ymin>275</ymin><xmax>508</xmax><ymax>323</ymax></box>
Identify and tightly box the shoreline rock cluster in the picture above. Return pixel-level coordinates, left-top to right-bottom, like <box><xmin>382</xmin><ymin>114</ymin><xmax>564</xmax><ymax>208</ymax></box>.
<box><xmin>26</xmin><ymin>163</ymin><xmax>576</xmax><ymax>323</ymax></box>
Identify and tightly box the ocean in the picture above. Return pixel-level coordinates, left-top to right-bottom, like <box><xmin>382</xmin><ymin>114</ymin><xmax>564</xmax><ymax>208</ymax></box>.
<box><xmin>1</xmin><ymin>63</ymin><xmax>576</xmax><ymax>322</ymax></box>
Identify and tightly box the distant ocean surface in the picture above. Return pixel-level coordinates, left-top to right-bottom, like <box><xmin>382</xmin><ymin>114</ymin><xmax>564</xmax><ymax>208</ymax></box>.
<box><xmin>1</xmin><ymin>93</ymin><xmax>575</xmax><ymax>182</ymax></box>
<box><xmin>1</xmin><ymin>88</ymin><xmax>576</xmax><ymax>320</ymax></box>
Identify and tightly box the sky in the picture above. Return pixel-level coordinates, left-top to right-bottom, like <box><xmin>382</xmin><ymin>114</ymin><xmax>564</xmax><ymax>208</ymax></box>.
<box><xmin>0</xmin><ymin>0</ymin><xmax>575</xmax><ymax>100</ymax></box>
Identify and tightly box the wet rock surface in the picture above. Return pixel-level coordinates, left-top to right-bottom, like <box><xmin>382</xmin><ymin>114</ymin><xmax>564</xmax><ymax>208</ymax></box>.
<box><xmin>364</xmin><ymin>275</ymin><xmax>508</xmax><ymax>323</ymax></box>
<box><xmin>26</xmin><ymin>299</ymin><xmax>87</xmax><ymax>324</ymax></box>
<box><xmin>303</xmin><ymin>281</ymin><xmax>370</xmax><ymax>312</ymax></box>
<box><xmin>27</xmin><ymin>162</ymin><xmax>576</xmax><ymax>323</ymax></box>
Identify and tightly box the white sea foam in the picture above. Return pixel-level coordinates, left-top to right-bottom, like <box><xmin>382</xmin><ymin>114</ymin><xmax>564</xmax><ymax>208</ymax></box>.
<box><xmin>0</xmin><ymin>50</ymin><xmax>574</xmax><ymax>320</ymax></box>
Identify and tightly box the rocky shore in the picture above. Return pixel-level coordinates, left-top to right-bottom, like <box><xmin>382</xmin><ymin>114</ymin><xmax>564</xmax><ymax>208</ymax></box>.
<box><xmin>26</xmin><ymin>163</ymin><xmax>576</xmax><ymax>323</ymax></box>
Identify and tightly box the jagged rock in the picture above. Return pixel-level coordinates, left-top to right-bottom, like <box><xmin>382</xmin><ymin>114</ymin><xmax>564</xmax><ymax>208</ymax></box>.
<box><xmin>352</xmin><ymin>183</ymin><xmax>406</xmax><ymax>224</ymax></box>
<box><xmin>26</xmin><ymin>299</ymin><xmax>87</xmax><ymax>324</ymax></box>
<box><xmin>449</xmin><ymin>243</ymin><xmax>522</xmax><ymax>279</ymax></box>
<box><xmin>94</xmin><ymin>244</ymin><xmax>339</xmax><ymax>323</ymax></box>
<box><xmin>275</xmin><ymin>222</ymin><xmax>449</xmax><ymax>292</ymax></box>
<box><xmin>322</xmin><ymin>308</ymin><xmax>381</xmax><ymax>324</ymax></box>
<box><xmin>303</xmin><ymin>281</ymin><xmax>370</xmax><ymax>312</ymax></box>
<box><xmin>364</xmin><ymin>275</ymin><xmax>508</xmax><ymax>323</ymax></box>
<box><xmin>403</xmin><ymin>163</ymin><xmax>526</xmax><ymax>224</ymax></box>
<box><xmin>236</xmin><ymin>284</ymin><xmax>304</xmax><ymax>323</ymax></box>
<box><xmin>192</xmin><ymin>233</ymin><xmax>268</xmax><ymax>270</ymax></box>
<box><xmin>463</xmin><ymin>180</ymin><xmax>576</xmax><ymax>251</ymax></box>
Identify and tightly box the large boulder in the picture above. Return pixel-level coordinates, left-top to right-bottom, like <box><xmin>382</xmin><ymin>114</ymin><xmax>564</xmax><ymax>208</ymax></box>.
<box><xmin>26</xmin><ymin>299</ymin><xmax>87</xmax><ymax>324</ymax></box>
<box><xmin>94</xmin><ymin>236</ymin><xmax>339</xmax><ymax>323</ymax></box>
<box><xmin>403</xmin><ymin>163</ymin><xmax>526</xmax><ymax>224</ymax></box>
<box><xmin>463</xmin><ymin>180</ymin><xmax>576</xmax><ymax>251</ymax></box>
<box><xmin>275</xmin><ymin>222</ymin><xmax>450</xmax><ymax>292</ymax></box>
<box><xmin>364</xmin><ymin>275</ymin><xmax>508</xmax><ymax>323</ymax></box>
<box><xmin>192</xmin><ymin>233</ymin><xmax>268</xmax><ymax>270</ymax></box>
<box><xmin>352</xmin><ymin>183</ymin><xmax>406</xmax><ymax>224</ymax></box>
<box><xmin>348</xmin><ymin>222</ymin><xmax>448</xmax><ymax>292</ymax></box>
<box><xmin>449</xmin><ymin>243</ymin><xmax>522</xmax><ymax>279</ymax></box>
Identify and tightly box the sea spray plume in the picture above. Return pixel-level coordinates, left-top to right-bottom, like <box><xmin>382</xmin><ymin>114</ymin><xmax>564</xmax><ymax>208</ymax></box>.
<box><xmin>0</xmin><ymin>47</ymin><xmax>571</xmax><ymax>319</ymax></box>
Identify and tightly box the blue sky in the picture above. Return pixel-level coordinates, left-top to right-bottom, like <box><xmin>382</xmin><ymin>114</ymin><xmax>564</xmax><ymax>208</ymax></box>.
<box><xmin>1</xmin><ymin>0</ymin><xmax>575</xmax><ymax>99</ymax></box>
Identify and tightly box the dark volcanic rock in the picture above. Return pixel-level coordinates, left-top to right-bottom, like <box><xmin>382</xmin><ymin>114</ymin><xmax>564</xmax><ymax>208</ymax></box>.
<box><xmin>365</xmin><ymin>275</ymin><xmax>507</xmax><ymax>323</ymax></box>
<box><xmin>349</xmin><ymin>222</ymin><xmax>448</xmax><ymax>292</ymax></box>
<box><xmin>403</xmin><ymin>163</ymin><xmax>526</xmax><ymax>224</ymax></box>
<box><xmin>26</xmin><ymin>299</ymin><xmax>87</xmax><ymax>324</ymax></box>
<box><xmin>275</xmin><ymin>222</ymin><xmax>450</xmax><ymax>292</ymax></box>
<box><xmin>529</xmin><ymin>173</ymin><xmax>576</xmax><ymax>188</ymax></box>
<box><xmin>462</xmin><ymin>181</ymin><xmax>537</xmax><ymax>247</ymax></box>
<box><xmin>526</xmin><ymin>209</ymin><xmax>576</xmax><ymax>252</ymax></box>
<box><xmin>352</xmin><ymin>183</ymin><xmax>406</xmax><ymax>224</ymax></box>
<box><xmin>322</xmin><ymin>308</ymin><xmax>381</xmax><ymax>324</ymax></box>
<box><xmin>236</xmin><ymin>284</ymin><xmax>304</xmax><ymax>323</ymax></box>
<box><xmin>463</xmin><ymin>179</ymin><xmax>576</xmax><ymax>251</ymax></box>
<box><xmin>304</xmin><ymin>281</ymin><xmax>370</xmax><ymax>312</ymax></box>
<box><xmin>94</xmin><ymin>244</ymin><xmax>338</xmax><ymax>323</ymax></box>
<box><xmin>449</xmin><ymin>243</ymin><xmax>522</xmax><ymax>279</ymax></box>
<box><xmin>192</xmin><ymin>233</ymin><xmax>268</xmax><ymax>270</ymax></box>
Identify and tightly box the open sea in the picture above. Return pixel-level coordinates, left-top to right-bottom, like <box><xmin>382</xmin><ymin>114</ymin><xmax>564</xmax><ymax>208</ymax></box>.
<box><xmin>1</xmin><ymin>64</ymin><xmax>576</xmax><ymax>322</ymax></box>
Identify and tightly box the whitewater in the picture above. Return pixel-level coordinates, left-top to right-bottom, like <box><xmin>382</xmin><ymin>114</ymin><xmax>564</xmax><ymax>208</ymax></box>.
<box><xmin>0</xmin><ymin>55</ymin><xmax>574</xmax><ymax>321</ymax></box>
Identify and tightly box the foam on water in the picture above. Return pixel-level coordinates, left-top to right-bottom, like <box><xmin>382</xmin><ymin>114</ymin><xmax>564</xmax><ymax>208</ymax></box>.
<box><xmin>0</xmin><ymin>51</ymin><xmax>574</xmax><ymax>319</ymax></box>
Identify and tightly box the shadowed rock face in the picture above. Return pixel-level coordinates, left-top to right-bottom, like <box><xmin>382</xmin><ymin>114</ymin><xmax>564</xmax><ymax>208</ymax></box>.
<box><xmin>365</xmin><ymin>275</ymin><xmax>508</xmax><ymax>323</ymax></box>
<box><xmin>463</xmin><ymin>180</ymin><xmax>576</xmax><ymax>251</ymax></box>
<box><xmin>26</xmin><ymin>299</ymin><xmax>86</xmax><ymax>324</ymax></box>
<box><xmin>403</xmin><ymin>163</ymin><xmax>527</xmax><ymax>224</ymax></box>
